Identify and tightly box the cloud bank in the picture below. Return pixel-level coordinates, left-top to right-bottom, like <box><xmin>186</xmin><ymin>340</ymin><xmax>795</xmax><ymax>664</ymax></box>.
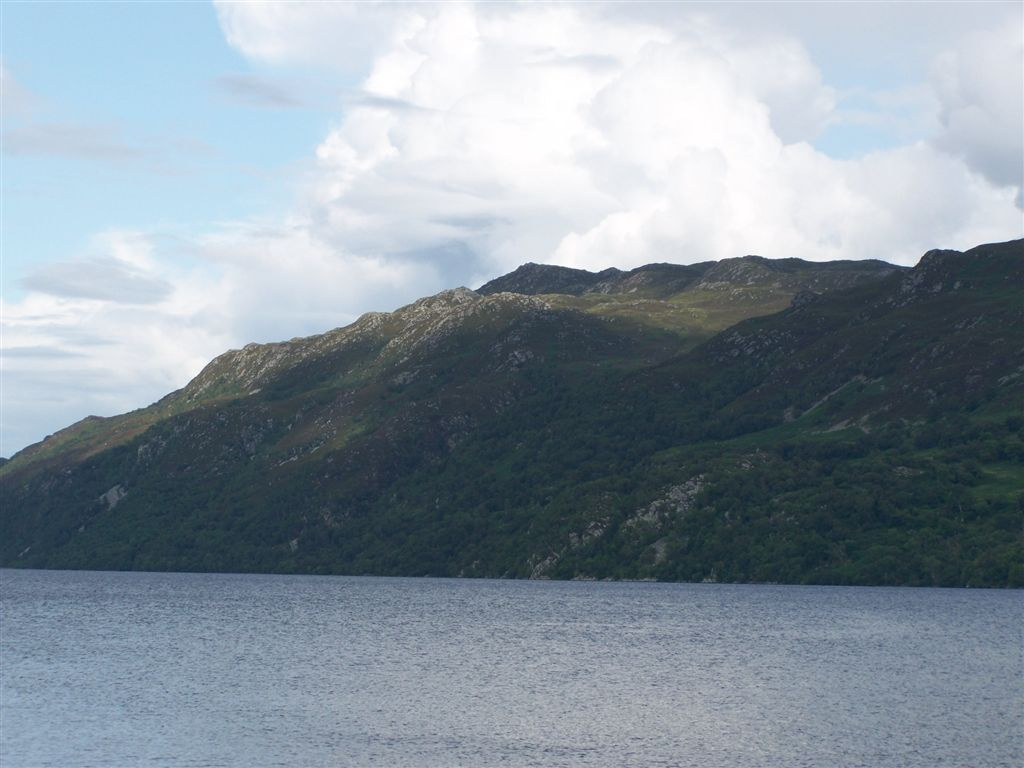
<box><xmin>222</xmin><ymin>2</ymin><xmax>1021</xmax><ymax>277</ymax></box>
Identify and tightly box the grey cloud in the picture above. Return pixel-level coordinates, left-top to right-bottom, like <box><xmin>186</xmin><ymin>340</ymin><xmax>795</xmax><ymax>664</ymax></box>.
<box><xmin>25</xmin><ymin>326</ymin><xmax>115</xmax><ymax>348</ymax></box>
<box><xmin>929</xmin><ymin>19</ymin><xmax>1023</xmax><ymax>199</ymax></box>
<box><xmin>216</xmin><ymin>73</ymin><xmax>304</xmax><ymax>108</ymax></box>
<box><xmin>3</xmin><ymin>123</ymin><xmax>146</xmax><ymax>161</ymax></box>
<box><xmin>0</xmin><ymin>346</ymin><xmax>86</xmax><ymax>359</ymax></box>
<box><xmin>933</xmin><ymin>122</ymin><xmax>1023</xmax><ymax>192</ymax></box>
<box><xmin>389</xmin><ymin>241</ymin><xmax>484</xmax><ymax>287</ymax></box>
<box><xmin>3</xmin><ymin>122</ymin><xmax>216</xmax><ymax>176</ymax></box>
<box><xmin>352</xmin><ymin>92</ymin><xmax>434</xmax><ymax>114</ymax></box>
<box><xmin>530</xmin><ymin>53</ymin><xmax>621</xmax><ymax>72</ymax></box>
<box><xmin>431</xmin><ymin>214</ymin><xmax>510</xmax><ymax>233</ymax></box>
<box><xmin>22</xmin><ymin>257</ymin><xmax>173</xmax><ymax>304</ymax></box>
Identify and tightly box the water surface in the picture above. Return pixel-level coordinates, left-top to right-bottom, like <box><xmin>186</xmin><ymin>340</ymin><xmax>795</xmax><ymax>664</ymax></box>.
<box><xmin>2</xmin><ymin>569</ymin><xmax>1021</xmax><ymax>767</ymax></box>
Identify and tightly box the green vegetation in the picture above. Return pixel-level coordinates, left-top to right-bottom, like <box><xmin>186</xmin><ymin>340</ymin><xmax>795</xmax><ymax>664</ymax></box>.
<box><xmin>2</xmin><ymin>240</ymin><xmax>1021</xmax><ymax>586</ymax></box>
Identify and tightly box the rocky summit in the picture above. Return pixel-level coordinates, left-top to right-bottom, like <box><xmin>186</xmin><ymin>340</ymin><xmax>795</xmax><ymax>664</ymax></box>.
<box><xmin>2</xmin><ymin>240</ymin><xmax>1021</xmax><ymax>586</ymax></box>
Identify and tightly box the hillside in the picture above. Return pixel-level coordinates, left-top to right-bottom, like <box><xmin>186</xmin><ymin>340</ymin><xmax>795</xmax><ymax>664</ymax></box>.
<box><xmin>2</xmin><ymin>241</ymin><xmax>1021</xmax><ymax>586</ymax></box>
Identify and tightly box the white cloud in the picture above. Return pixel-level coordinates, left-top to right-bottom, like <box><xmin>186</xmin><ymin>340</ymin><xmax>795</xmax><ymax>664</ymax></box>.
<box><xmin>224</xmin><ymin>3</ymin><xmax>1020</xmax><ymax>274</ymax></box>
<box><xmin>196</xmin><ymin>217</ymin><xmax>445</xmax><ymax>343</ymax></box>
<box><xmin>213</xmin><ymin>1</ymin><xmax>406</xmax><ymax>73</ymax></box>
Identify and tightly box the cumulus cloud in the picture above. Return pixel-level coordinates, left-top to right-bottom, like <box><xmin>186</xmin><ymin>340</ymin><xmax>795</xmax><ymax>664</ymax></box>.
<box><xmin>214</xmin><ymin>1</ymin><xmax>406</xmax><ymax>73</ymax></box>
<box><xmin>223</xmin><ymin>2</ymin><xmax>1020</xmax><ymax>274</ymax></box>
<box><xmin>197</xmin><ymin>217</ymin><xmax>446</xmax><ymax>342</ymax></box>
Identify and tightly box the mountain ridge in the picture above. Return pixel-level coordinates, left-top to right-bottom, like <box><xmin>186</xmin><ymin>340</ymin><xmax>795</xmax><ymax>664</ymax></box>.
<box><xmin>477</xmin><ymin>254</ymin><xmax>903</xmax><ymax>298</ymax></box>
<box><xmin>3</xmin><ymin>253</ymin><xmax>898</xmax><ymax>472</ymax></box>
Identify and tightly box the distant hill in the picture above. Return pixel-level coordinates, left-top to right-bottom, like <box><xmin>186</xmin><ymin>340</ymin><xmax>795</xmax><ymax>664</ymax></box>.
<box><xmin>2</xmin><ymin>240</ymin><xmax>1021</xmax><ymax>586</ymax></box>
<box><xmin>477</xmin><ymin>256</ymin><xmax>899</xmax><ymax>298</ymax></box>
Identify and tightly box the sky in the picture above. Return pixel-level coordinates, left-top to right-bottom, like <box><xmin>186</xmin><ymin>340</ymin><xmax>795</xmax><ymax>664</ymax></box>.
<box><xmin>2</xmin><ymin>1</ymin><xmax>1022</xmax><ymax>456</ymax></box>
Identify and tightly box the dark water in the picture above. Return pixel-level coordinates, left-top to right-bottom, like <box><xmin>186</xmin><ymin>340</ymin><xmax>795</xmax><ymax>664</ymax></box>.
<box><xmin>2</xmin><ymin>569</ymin><xmax>1021</xmax><ymax>767</ymax></box>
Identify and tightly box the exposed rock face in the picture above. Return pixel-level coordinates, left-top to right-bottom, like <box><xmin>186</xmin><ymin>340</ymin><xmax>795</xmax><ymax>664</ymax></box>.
<box><xmin>623</xmin><ymin>478</ymin><xmax>705</xmax><ymax>530</ymax></box>
<box><xmin>100</xmin><ymin>485</ymin><xmax>126</xmax><ymax>510</ymax></box>
<box><xmin>790</xmin><ymin>290</ymin><xmax>820</xmax><ymax>308</ymax></box>
<box><xmin>529</xmin><ymin>517</ymin><xmax>611</xmax><ymax>579</ymax></box>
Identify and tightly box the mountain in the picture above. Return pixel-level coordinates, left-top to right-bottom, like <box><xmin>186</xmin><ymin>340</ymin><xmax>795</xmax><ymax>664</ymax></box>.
<box><xmin>2</xmin><ymin>241</ymin><xmax>1021</xmax><ymax>586</ymax></box>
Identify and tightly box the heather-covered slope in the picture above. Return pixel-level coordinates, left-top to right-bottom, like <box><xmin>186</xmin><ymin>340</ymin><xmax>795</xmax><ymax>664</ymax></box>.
<box><xmin>2</xmin><ymin>242</ymin><xmax>1020</xmax><ymax>586</ymax></box>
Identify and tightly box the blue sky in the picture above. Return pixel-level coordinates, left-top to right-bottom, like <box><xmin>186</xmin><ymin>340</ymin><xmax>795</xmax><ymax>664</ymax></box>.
<box><xmin>2</xmin><ymin>1</ymin><xmax>1022</xmax><ymax>455</ymax></box>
